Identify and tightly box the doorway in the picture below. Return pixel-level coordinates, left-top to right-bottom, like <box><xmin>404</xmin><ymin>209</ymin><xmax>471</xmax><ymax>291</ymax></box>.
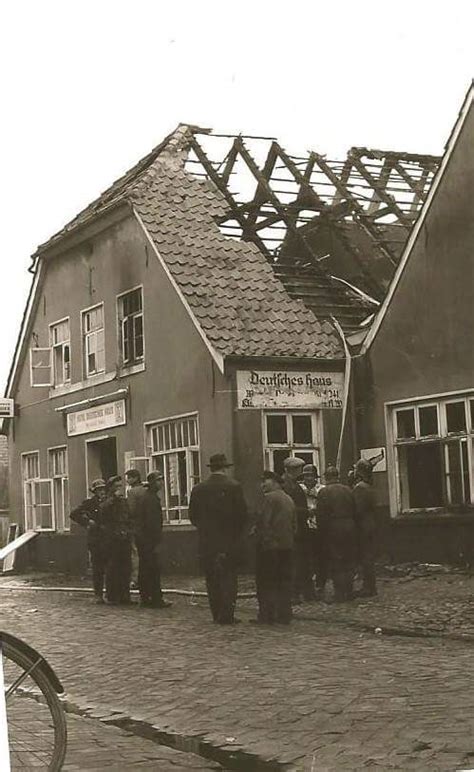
<box><xmin>86</xmin><ymin>436</ymin><xmax>117</xmax><ymax>490</ymax></box>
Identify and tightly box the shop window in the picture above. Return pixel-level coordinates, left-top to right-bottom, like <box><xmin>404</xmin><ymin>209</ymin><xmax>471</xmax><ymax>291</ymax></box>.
<box><xmin>82</xmin><ymin>304</ymin><xmax>105</xmax><ymax>377</ymax></box>
<box><xmin>117</xmin><ymin>287</ymin><xmax>144</xmax><ymax>367</ymax></box>
<box><xmin>22</xmin><ymin>451</ymin><xmax>54</xmax><ymax>531</ymax></box>
<box><xmin>392</xmin><ymin>395</ymin><xmax>473</xmax><ymax>512</ymax></box>
<box><xmin>49</xmin><ymin>319</ymin><xmax>71</xmax><ymax>387</ymax></box>
<box><xmin>264</xmin><ymin>412</ymin><xmax>322</xmax><ymax>476</ymax></box>
<box><xmin>48</xmin><ymin>447</ymin><xmax>69</xmax><ymax>532</ymax></box>
<box><xmin>146</xmin><ymin>414</ymin><xmax>200</xmax><ymax>524</ymax></box>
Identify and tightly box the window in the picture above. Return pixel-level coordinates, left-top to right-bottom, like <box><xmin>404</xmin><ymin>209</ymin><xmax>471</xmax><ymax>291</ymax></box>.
<box><xmin>392</xmin><ymin>394</ymin><xmax>474</xmax><ymax>512</ymax></box>
<box><xmin>146</xmin><ymin>414</ymin><xmax>200</xmax><ymax>524</ymax></box>
<box><xmin>118</xmin><ymin>288</ymin><xmax>144</xmax><ymax>366</ymax></box>
<box><xmin>49</xmin><ymin>319</ymin><xmax>71</xmax><ymax>386</ymax></box>
<box><xmin>48</xmin><ymin>447</ymin><xmax>69</xmax><ymax>532</ymax></box>
<box><xmin>29</xmin><ymin>348</ymin><xmax>53</xmax><ymax>387</ymax></box>
<box><xmin>264</xmin><ymin>412</ymin><xmax>322</xmax><ymax>476</ymax></box>
<box><xmin>82</xmin><ymin>304</ymin><xmax>105</xmax><ymax>377</ymax></box>
<box><xmin>22</xmin><ymin>452</ymin><xmax>54</xmax><ymax>531</ymax></box>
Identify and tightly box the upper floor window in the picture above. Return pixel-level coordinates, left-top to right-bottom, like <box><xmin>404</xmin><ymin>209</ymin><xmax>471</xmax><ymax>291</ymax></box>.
<box><xmin>49</xmin><ymin>318</ymin><xmax>71</xmax><ymax>387</ymax></box>
<box><xmin>82</xmin><ymin>304</ymin><xmax>105</xmax><ymax>377</ymax></box>
<box><xmin>118</xmin><ymin>287</ymin><xmax>144</xmax><ymax>367</ymax></box>
<box><xmin>391</xmin><ymin>394</ymin><xmax>474</xmax><ymax>512</ymax></box>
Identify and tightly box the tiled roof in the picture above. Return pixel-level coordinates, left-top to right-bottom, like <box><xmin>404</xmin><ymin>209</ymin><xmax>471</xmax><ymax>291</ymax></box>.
<box><xmin>37</xmin><ymin>126</ymin><xmax>343</xmax><ymax>360</ymax></box>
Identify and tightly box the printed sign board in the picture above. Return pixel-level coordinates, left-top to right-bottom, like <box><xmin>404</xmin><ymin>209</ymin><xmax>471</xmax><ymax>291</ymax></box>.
<box><xmin>360</xmin><ymin>447</ymin><xmax>386</xmax><ymax>472</ymax></box>
<box><xmin>0</xmin><ymin>399</ymin><xmax>14</xmax><ymax>418</ymax></box>
<box><xmin>67</xmin><ymin>400</ymin><xmax>126</xmax><ymax>437</ymax></box>
<box><xmin>236</xmin><ymin>370</ymin><xmax>344</xmax><ymax>410</ymax></box>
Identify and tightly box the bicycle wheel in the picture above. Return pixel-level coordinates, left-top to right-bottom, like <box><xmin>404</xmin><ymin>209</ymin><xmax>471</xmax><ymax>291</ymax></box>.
<box><xmin>1</xmin><ymin>637</ymin><xmax>67</xmax><ymax>770</ymax></box>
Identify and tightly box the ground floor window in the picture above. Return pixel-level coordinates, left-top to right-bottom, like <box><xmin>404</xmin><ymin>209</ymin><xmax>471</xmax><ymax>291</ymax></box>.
<box><xmin>263</xmin><ymin>411</ymin><xmax>322</xmax><ymax>476</ymax></box>
<box><xmin>146</xmin><ymin>414</ymin><xmax>200</xmax><ymax>524</ymax></box>
<box><xmin>391</xmin><ymin>393</ymin><xmax>474</xmax><ymax>512</ymax></box>
<box><xmin>22</xmin><ymin>451</ymin><xmax>55</xmax><ymax>531</ymax></box>
<box><xmin>48</xmin><ymin>447</ymin><xmax>69</xmax><ymax>532</ymax></box>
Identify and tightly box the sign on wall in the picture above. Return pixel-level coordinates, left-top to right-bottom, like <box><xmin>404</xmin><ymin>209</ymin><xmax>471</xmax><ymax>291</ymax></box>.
<box><xmin>360</xmin><ymin>447</ymin><xmax>386</xmax><ymax>472</ymax></box>
<box><xmin>236</xmin><ymin>370</ymin><xmax>344</xmax><ymax>410</ymax></box>
<box><xmin>67</xmin><ymin>400</ymin><xmax>126</xmax><ymax>437</ymax></box>
<box><xmin>0</xmin><ymin>399</ymin><xmax>14</xmax><ymax>418</ymax></box>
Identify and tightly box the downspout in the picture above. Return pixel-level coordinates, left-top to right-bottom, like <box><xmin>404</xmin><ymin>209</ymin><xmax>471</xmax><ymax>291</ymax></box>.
<box><xmin>330</xmin><ymin>316</ymin><xmax>351</xmax><ymax>471</ymax></box>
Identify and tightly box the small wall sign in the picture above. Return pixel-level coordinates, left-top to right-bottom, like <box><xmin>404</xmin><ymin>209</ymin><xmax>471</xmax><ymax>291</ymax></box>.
<box><xmin>67</xmin><ymin>400</ymin><xmax>126</xmax><ymax>437</ymax></box>
<box><xmin>237</xmin><ymin>370</ymin><xmax>344</xmax><ymax>409</ymax></box>
<box><xmin>360</xmin><ymin>447</ymin><xmax>386</xmax><ymax>472</ymax></box>
<box><xmin>0</xmin><ymin>399</ymin><xmax>14</xmax><ymax>418</ymax></box>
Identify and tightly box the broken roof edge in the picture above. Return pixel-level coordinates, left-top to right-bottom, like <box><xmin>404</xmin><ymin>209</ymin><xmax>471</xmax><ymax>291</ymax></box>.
<box><xmin>361</xmin><ymin>82</ymin><xmax>474</xmax><ymax>355</ymax></box>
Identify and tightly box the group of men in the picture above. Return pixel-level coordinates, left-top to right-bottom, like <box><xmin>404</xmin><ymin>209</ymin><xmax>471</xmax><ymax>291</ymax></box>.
<box><xmin>70</xmin><ymin>451</ymin><xmax>376</xmax><ymax>627</ymax></box>
<box><xmin>189</xmin><ymin>452</ymin><xmax>377</xmax><ymax>627</ymax></box>
<box><xmin>70</xmin><ymin>470</ymin><xmax>171</xmax><ymax>608</ymax></box>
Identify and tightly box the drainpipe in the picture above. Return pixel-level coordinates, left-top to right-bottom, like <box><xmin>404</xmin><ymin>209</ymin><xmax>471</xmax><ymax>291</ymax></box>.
<box><xmin>330</xmin><ymin>316</ymin><xmax>351</xmax><ymax>471</ymax></box>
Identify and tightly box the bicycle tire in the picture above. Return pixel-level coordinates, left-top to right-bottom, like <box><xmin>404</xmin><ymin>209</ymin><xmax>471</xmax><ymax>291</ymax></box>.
<box><xmin>2</xmin><ymin>638</ymin><xmax>67</xmax><ymax>771</ymax></box>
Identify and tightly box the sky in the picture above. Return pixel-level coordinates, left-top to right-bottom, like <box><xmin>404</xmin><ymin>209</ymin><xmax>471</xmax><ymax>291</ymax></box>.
<box><xmin>0</xmin><ymin>0</ymin><xmax>472</xmax><ymax>390</ymax></box>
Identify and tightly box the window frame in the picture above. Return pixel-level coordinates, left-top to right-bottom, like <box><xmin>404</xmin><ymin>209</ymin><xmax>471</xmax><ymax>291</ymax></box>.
<box><xmin>388</xmin><ymin>392</ymin><xmax>474</xmax><ymax>515</ymax></box>
<box><xmin>117</xmin><ymin>285</ymin><xmax>145</xmax><ymax>368</ymax></box>
<box><xmin>21</xmin><ymin>451</ymin><xmax>56</xmax><ymax>532</ymax></box>
<box><xmin>262</xmin><ymin>410</ymin><xmax>324</xmax><ymax>475</ymax></box>
<box><xmin>49</xmin><ymin>317</ymin><xmax>71</xmax><ymax>387</ymax></box>
<box><xmin>81</xmin><ymin>302</ymin><xmax>105</xmax><ymax>379</ymax></box>
<box><xmin>48</xmin><ymin>445</ymin><xmax>69</xmax><ymax>532</ymax></box>
<box><xmin>144</xmin><ymin>412</ymin><xmax>200</xmax><ymax>525</ymax></box>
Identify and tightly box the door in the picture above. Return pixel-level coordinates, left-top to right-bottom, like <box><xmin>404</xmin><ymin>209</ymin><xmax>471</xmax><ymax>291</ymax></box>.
<box><xmin>86</xmin><ymin>437</ymin><xmax>118</xmax><ymax>490</ymax></box>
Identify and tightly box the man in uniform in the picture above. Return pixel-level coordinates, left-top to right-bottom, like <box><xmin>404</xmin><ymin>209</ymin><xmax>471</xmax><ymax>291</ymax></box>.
<box><xmin>316</xmin><ymin>466</ymin><xmax>356</xmax><ymax>602</ymax></box>
<box><xmin>70</xmin><ymin>479</ymin><xmax>108</xmax><ymax>603</ymax></box>
<box><xmin>353</xmin><ymin>458</ymin><xmax>378</xmax><ymax>597</ymax></box>
<box><xmin>189</xmin><ymin>453</ymin><xmax>248</xmax><ymax>625</ymax></box>
<box><xmin>282</xmin><ymin>457</ymin><xmax>315</xmax><ymax>602</ymax></box>
<box><xmin>135</xmin><ymin>471</ymin><xmax>172</xmax><ymax>608</ymax></box>
<box><xmin>101</xmin><ymin>475</ymin><xmax>134</xmax><ymax>605</ymax></box>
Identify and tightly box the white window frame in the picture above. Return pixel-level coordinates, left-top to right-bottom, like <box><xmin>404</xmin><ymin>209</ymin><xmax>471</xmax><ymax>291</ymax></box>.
<box><xmin>29</xmin><ymin>348</ymin><xmax>53</xmax><ymax>387</ymax></box>
<box><xmin>21</xmin><ymin>451</ymin><xmax>55</xmax><ymax>532</ymax></box>
<box><xmin>81</xmin><ymin>303</ymin><xmax>105</xmax><ymax>378</ymax></box>
<box><xmin>262</xmin><ymin>411</ymin><xmax>323</xmax><ymax>474</ymax></box>
<box><xmin>117</xmin><ymin>285</ymin><xmax>145</xmax><ymax>367</ymax></box>
<box><xmin>145</xmin><ymin>412</ymin><xmax>200</xmax><ymax>525</ymax></box>
<box><xmin>387</xmin><ymin>391</ymin><xmax>474</xmax><ymax>516</ymax></box>
<box><xmin>48</xmin><ymin>445</ymin><xmax>69</xmax><ymax>532</ymax></box>
<box><xmin>49</xmin><ymin>317</ymin><xmax>71</xmax><ymax>387</ymax></box>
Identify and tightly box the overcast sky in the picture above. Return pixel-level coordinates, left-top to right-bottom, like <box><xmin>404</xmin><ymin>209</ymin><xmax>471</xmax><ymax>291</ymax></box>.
<box><xmin>1</xmin><ymin>0</ymin><xmax>472</xmax><ymax>390</ymax></box>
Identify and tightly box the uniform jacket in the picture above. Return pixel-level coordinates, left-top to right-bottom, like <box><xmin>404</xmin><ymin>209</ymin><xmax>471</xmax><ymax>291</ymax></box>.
<box><xmin>257</xmin><ymin>489</ymin><xmax>297</xmax><ymax>551</ymax></box>
<box><xmin>101</xmin><ymin>495</ymin><xmax>133</xmax><ymax>543</ymax></box>
<box><xmin>135</xmin><ymin>488</ymin><xmax>163</xmax><ymax>548</ymax></box>
<box><xmin>353</xmin><ymin>481</ymin><xmax>376</xmax><ymax>533</ymax></box>
<box><xmin>70</xmin><ymin>496</ymin><xmax>105</xmax><ymax>547</ymax></box>
<box><xmin>189</xmin><ymin>473</ymin><xmax>248</xmax><ymax>558</ymax></box>
<box><xmin>282</xmin><ymin>474</ymin><xmax>309</xmax><ymax>538</ymax></box>
<box><xmin>316</xmin><ymin>482</ymin><xmax>356</xmax><ymax>532</ymax></box>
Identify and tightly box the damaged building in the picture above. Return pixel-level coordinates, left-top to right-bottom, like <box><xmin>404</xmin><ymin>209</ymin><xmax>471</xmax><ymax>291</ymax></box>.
<box><xmin>3</xmin><ymin>83</ymin><xmax>473</xmax><ymax>572</ymax></box>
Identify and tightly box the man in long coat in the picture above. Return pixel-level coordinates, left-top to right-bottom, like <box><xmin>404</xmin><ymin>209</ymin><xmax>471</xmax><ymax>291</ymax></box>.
<box><xmin>353</xmin><ymin>459</ymin><xmax>378</xmax><ymax>597</ymax></box>
<box><xmin>135</xmin><ymin>471</ymin><xmax>172</xmax><ymax>608</ymax></box>
<box><xmin>101</xmin><ymin>476</ymin><xmax>134</xmax><ymax>605</ymax></box>
<box><xmin>316</xmin><ymin>466</ymin><xmax>356</xmax><ymax>602</ymax></box>
<box><xmin>282</xmin><ymin>457</ymin><xmax>315</xmax><ymax>602</ymax></box>
<box><xmin>189</xmin><ymin>453</ymin><xmax>248</xmax><ymax>625</ymax></box>
<box><xmin>70</xmin><ymin>479</ymin><xmax>108</xmax><ymax>603</ymax></box>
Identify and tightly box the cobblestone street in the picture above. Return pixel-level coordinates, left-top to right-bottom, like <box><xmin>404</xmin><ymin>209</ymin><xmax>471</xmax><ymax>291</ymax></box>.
<box><xmin>3</xmin><ymin>586</ymin><xmax>474</xmax><ymax>771</ymax></box>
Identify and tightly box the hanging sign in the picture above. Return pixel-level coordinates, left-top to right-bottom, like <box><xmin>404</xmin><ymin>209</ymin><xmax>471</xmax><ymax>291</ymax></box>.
<box><xmin>67</xmin><ymin>400</ymin><xmax>126</xmax><ymax>437</ymax></box>
<box><xmin>237</xmin><ymin>370</ymin><xmax>344</xmax><ymax>409</ymax></box>
<box><xmin>0</xmin><ymin>399</ymin><xmax>14</xmax><ymax>418</ymax></box>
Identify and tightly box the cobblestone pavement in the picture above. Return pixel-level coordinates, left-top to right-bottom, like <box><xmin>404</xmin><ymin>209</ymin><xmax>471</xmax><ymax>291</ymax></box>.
<box><xmin>63</xmin><ymin>713</ymin><xmax>221</xmax><ymax>770</ymax></box>
<box><xmin>3</xmin><ymin>588</ymin><xmax>474</xmax><ymax>770</ymax></box>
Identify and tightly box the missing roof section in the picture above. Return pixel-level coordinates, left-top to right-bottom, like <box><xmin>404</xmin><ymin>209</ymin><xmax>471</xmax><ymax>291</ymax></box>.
<box><xmin>184</xmin><ymin>131</ymin><xmax>440</xmax><ymax>307</ymax></box>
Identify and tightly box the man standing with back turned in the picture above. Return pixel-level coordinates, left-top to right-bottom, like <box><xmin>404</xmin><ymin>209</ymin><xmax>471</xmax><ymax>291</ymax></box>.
<box><xmin>189</xmin><ymin>453</ymin><xmax>248</xmax><ymax>625</ymax></box>
<box><xmin>70</xmin><ymin>479</ymin><xmax>108</xmax><ymax>603</ymax></box>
